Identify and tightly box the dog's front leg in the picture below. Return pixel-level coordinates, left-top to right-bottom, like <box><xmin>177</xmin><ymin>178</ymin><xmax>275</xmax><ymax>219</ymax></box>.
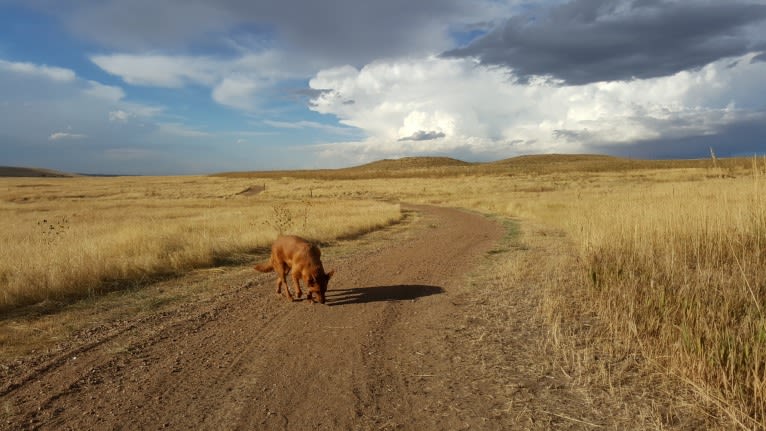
<box><xmin>279</xmin><ymin>275</ymin><xmax>294</xmax><ymax>301</ymax></box>
<box><xmin>291</xmin><ymin>273</ymin><xmax>303</xmax><ymax>299</ymax></box>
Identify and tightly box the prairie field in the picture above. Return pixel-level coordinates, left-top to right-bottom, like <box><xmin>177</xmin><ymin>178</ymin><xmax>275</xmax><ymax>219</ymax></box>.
<box><xmin>2</xmin><ymin>155</ymin><xmax>765</xmax><ymax>427</ymax></box>
<box><xmin>0</xmin><ymin>176</ymin><xmax>401</xmax><ymax>312</ymax></box>
<box><xmin>229</xmin><ymin>156</ymin><xmax>766</xmax><ymax>426</ymax></box>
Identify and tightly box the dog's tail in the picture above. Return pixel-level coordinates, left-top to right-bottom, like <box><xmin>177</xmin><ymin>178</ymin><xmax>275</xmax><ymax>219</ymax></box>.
<box><xmin>254</xmin><ymin>261</ymin><xmax>274</xmax><ymax>273</ymax></box>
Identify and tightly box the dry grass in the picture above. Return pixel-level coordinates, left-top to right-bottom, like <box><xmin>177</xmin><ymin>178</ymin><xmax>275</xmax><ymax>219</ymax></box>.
<box><xmin>4</xmin><ymin>154</ymin><xmax>765</xmax><ymax>427</ymax></box>
<box><xmin>571</xmin><ymin>166</ymin><xmax>766</xmax><ymax>428</ymax></box>
<box><xmin>475</xmin><ymin>218</ymin><xmax>700</xmax><ymax>428</ymax></box>
<box><xmin>230</xmin><ymin>156</ymin><xmax>765</xmax><ymax>427</ymax></box>
<box><xmin>0</xmin><ymin>176</ymin><xmax>400</xmax><ymax>312</ymax></box>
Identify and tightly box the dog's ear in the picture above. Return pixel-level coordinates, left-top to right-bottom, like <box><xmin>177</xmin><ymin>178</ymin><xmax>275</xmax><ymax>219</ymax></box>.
<box><xmin>326</xmin><ymin>269</ymin><xmax>335</xmax><ymax>279</ymax></box>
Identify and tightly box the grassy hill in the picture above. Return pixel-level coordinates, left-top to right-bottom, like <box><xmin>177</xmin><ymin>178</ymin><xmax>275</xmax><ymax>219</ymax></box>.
<box><xmin>217</xmin><ymin>156</ymin><xmax>474</xmax><ymax>179</ymax></box>
<box><xmin>337</xmin><ymin>156</ymin><xmax>472</xmax><ymax>177</ymax></box>
<box><xmin>349</xmin><ymin>156</ymin><xmax>469</xmax><ymax>170</ymax></box>
<box><xmin>0</xmin><ymin>166</ymin><xmax>77</xmax><ymax>178</ymax></box>
<box><xmin>216</xmin><ymin>154</ymin><xmax>750</xmax><ymax>179</ymax></box>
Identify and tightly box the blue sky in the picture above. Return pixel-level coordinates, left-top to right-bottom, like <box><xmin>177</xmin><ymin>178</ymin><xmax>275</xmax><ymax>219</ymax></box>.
<box><xmin>1</xmin><ymin>0</ymin><xmax>766</xmax><ymax>175</ymax></box>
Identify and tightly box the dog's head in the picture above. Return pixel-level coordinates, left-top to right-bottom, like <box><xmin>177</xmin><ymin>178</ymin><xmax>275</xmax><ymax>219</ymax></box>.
<box><xmin>308</xmin><ymin>269</ymin><xmax>335</xmax><ymax>304</ymax></box>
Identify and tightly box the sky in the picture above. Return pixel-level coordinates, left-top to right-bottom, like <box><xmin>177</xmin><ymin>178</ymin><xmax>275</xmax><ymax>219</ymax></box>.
<box><xmin>1</xmin><ymin>0</ymin><xmax>765</xmax><ymax>175</ymax></box>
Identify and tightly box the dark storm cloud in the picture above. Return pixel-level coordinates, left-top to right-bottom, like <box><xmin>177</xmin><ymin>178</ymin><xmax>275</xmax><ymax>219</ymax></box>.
<box><xmin>20</xmin><ymin>0</ymin><xmax>484</xmax><ymax>66</ymax></box>
<box><xmin>398</xmin><ymin>130</ymin><xmax>446</xmax><ymax>142</ymax></box>
<box><xmin>592</xmin><ymin>117</ymin><xmax>766</xmax><ymax>159</ymax></box>
<box><xmin>444</xmin><ymin>0</ymin><xmax>766</xmax><ymax>85</ymax></box>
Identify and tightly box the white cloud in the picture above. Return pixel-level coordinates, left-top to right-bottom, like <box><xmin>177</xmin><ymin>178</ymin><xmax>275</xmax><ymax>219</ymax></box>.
<box><xmin>91</xmin><ymin>51</ymin><xmax>305</xmax><ymax>111</ymax></box>
<box><xmin>84</xmin><ymin>80</ymin><xmax>125</xmax><ymax>101</ymax></box>
<box><xmin>212</xmin><ymin>76</ymin><xmax>258</xmax><ymax>110</ymax></box>
<box><xmin>0</xmin><ymin>59</ymin><xmax>76</xmax><ymax>82</ymax></box>
<box><xmin>91</xmin><ymin>54</ymin><xmax>218</xmax><ymax>87</ymax></box>
<box><xmin>49</xmin><ymin>131</ymin><xmax>87</xmax><ymax>141</ymax></box>
<box><xmin>108</xmin><ymin>110</ymin><xmax>132</xmax><ymax>122</ymax></box>
<box><xmin>308</xmin><ymin>53</ymin><xmax>766</xmax><ymax>165</ymax></box>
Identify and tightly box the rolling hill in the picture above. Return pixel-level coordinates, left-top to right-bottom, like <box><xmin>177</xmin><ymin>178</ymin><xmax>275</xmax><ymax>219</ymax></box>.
<box><xmin>0</xmin><ymin>166</ymin><xmax>77</xmax><ymax>178</ymax></box>
<box><xmin>216</xmin><ymin>153</ymin><xmax>739</xmax><ymax>179</ymax></box>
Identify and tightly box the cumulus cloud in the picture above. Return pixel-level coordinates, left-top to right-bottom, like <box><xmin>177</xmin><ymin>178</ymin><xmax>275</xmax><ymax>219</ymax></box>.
<box><xmin>444</xmin><ymin>0</ymin><xmax>766</xmax><ymax>85</ymax></box>
<box><xmin>48</xmin><ymin>0</ymin><xmax>519</xmax><ymax>115</ymax></box>
<box><xmin>309</xmin><ymin>53</ymin><xmax>766</xmax><ymax>165</ymax></box>
<box><xmin>6</xmin><ymin>0</ymin><xmax>766</xmax><ymax>173</ymax></box>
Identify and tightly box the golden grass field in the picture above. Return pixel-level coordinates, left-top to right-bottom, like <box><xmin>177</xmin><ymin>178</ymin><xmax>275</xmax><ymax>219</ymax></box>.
<box><xmin>0</xmin><ymin>175</ymin><xmax>401</xmax><ymax>312</ymax></box>
<box><xmin>2</xmin><ymin>154</ymin><xmax>765</xmax><ymax>427</ymax></box>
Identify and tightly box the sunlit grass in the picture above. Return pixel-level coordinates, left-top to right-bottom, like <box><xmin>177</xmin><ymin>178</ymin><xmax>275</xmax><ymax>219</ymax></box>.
<box><xmin>570</xmin><ymin>172</ymin><xmax>766</xmax><ymax>427</ymax></box>
<box><xmin>249</xmin><ymin>159</ymin><xmax>766</xmax><ymax>426</ymax></box>
<box><xmin>0</xmin><ymin>176</ymin><xmax>400</xmax><ymax>311</ymax></box>
<box><xmin>4</xmin><ymin>154</ymin><xmax>765</xmax><ymax>426</ymax></box>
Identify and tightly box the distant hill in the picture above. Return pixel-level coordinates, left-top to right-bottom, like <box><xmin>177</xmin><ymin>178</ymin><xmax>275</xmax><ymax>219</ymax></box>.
<box><xmin>486</xmin><ymin>154</ymin><xmax>643</xmax><ymax>174</ymax></box>
<box><xmin>0</xmin><ymin>166</ymin><xmax>77</xmax><ymax>178</ymax></box>
<box><xmin>348</xmin><ymin>156</ymin><xmax>470</xmax><ymax>171</ymax></box>
<box><xmin>337</xmin><ymin>156</ymin><xmax>472</xmax><ymax>177</ymax></box>
<box><xmin>217</xmin><ymin>156</ymin><xmax>475</xmax><ymax>179</ymax></box>
<box><xmin>491</xmin><ymin>153</ymin><xmax>621</xmax><ymax>166</ymax></box>
<box><xmin>218</xmin><ymin>153</ymin><xmax>743</xmax><ymax>179</ymax></box>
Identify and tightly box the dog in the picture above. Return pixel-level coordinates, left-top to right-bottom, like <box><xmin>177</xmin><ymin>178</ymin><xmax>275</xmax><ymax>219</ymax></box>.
<box><xmin>254</xmin><ymin>235</ymin><xmax>335</xmax><ymax>304</ymax></box>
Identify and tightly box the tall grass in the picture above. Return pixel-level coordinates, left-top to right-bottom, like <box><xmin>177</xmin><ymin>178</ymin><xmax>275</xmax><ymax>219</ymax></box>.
<box><xmin>573</xmin><ymin>169</ymin><xmax>766</xmax><ymax>426</ymax></box>
<box><xmin>0</xmin><ymin>176</ymin><xmax>400</xmax><ymax>311</ymax></box>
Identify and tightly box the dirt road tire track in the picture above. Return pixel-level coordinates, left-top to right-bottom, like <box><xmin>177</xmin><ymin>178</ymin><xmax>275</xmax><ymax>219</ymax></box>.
<box><xmin>2</xmin><ymin>205</ymin><xmax>508</xmax><ymax>430</ymax></box>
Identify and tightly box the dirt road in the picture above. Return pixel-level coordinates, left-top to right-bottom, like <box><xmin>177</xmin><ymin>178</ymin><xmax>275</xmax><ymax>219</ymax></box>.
<box><xmin>2</xmin><ymin>205</ymin><xmax>523</xmax><ymax>430</ymax></box>
<box><xmin>6</xmin><ymin>202</ymin><xmax>706</xmax><ymax>430</ymax></box>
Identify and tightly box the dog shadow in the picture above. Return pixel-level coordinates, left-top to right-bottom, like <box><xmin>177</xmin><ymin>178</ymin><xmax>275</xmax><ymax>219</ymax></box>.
<box><xmin>327</xmin><ymin>284</ymin><xmax>443</xmax><ymax>306</ymax></box>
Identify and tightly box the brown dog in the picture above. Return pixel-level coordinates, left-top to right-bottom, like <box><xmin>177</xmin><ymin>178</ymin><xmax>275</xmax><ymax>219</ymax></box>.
<box><xmin>254</xmin><ymin>235</ymin><xmax>335</xmax><ymax>304</ymax></box>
